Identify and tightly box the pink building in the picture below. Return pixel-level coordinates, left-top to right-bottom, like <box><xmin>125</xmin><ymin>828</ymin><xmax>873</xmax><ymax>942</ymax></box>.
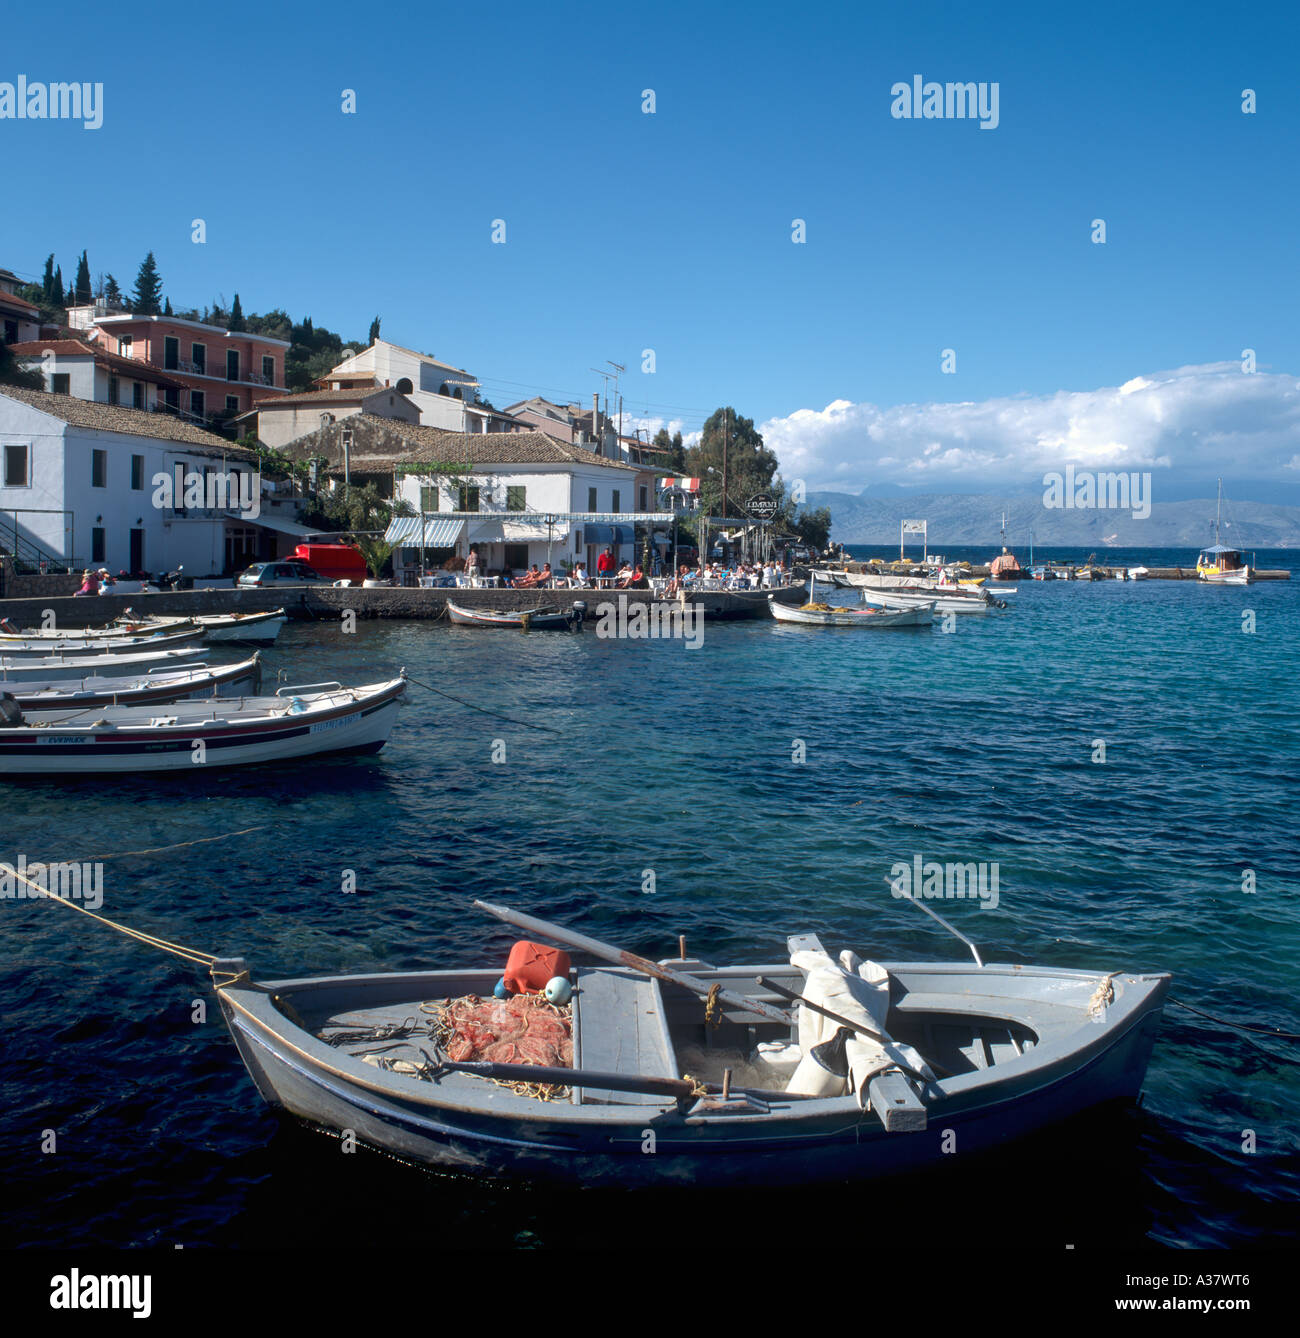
<box><xmin>77</xmin><ymin>312</ymin><xmax>289</xmax><ymax>427</ymax></box>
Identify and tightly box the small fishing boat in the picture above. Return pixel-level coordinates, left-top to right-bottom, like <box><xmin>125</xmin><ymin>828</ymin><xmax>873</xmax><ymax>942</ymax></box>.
<box><xmin>1196</xmin><ymin>480</ymin><xmax>1253</xmax><ymax>584</ymax></box>
<box><xmin>0</xmin><ymin>676</ymin><xmax>406</xmax><ymax>774</ymax></box>
<box><xmin>117</xmin><ymin>607</ymin><xmax>287</xmax><ymax>644</ymax></box>
<box><xmin>0</xmin><ymin>614</ymin><xmax>195</xmax><ymax>641</ymax></box>
<box><xmin>0</xmin><ymin>646</ymin><xmax>213</xmax><ymax>683</ymax></box>
<box><xmin>1127</xmin><ymin>566</ymin><xmax>1150</xmax><ymax>581</ymax></box>
<box><xmin>1031</xmin><ymin>566</ymin><xmax>1054</xmax><ymax>581</ymax></box>
<box><xmin>860</xmin><ymin>588</ymin><xmax>1001</xmax><ymax>614</ymax></box>
<box><xmin>212</xmin><ymin>899</ymin><xmax>1170</xmax><ymax>1188</ymax></box>
<box><xmin>770</xmin><ymin>598</ymin><xmax>934</xmax><ymax>628</ymax></box>
<box><xmin>6</xmin><ymin>654</ymin><xmax>261</xmax><ymax>712</ymax></box>
<box><xmin>0</xmin><ymin>626</ymin><xmax>206</xmax><ymax>656</ymax></box>
<box><xmin>446</xmin><ymin>600</ymin><xmax>577</xmax><ymax>630</ymax></box>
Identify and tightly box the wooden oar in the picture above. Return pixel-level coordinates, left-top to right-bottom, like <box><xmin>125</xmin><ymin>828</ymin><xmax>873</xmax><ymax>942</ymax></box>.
<box><xmin>473</xmin><ymin>900</ymin><xmax>792</xmax><ymax>1026</ymax></box>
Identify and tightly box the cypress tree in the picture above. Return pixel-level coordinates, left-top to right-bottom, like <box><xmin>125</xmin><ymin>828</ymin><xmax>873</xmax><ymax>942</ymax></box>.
<box><xmin>74</xmin><ymin>250</ymin><xmax>91</xmax><ymax>304</ymax></box>
<box><xmin>52</xmin><ymin>265</ymin><xmax>65</xmax><ymax>305</ymax></box>
<box><xmin>164</xmin><ymin>297</ymin><xmax>173</xmax><ymax>316</ymax></box>
<box><xmin>228</xmin><ymin>293</ymin><xmax>246</xmax><ymax>332</ymax></box>
<box><xmin>42</xmin><ymin>254</ymin><xmax>55</xmax><ymax>302</ymax></box>
<box><xmin>368</xmin><ymin>315</ymin><xmax>381</xmax><ymax>344</ymax></box>
<box><xmin>131</xmin><ymin>252</ymin><xmax>163</xmax><ymax>315</ymax></box>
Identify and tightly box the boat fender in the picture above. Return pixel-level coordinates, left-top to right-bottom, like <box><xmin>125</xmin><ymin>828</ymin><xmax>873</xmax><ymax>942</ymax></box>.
<box><xmin>544</xmin><ymin>976</ymin><xmax>573</xmax><ymax>1006</ymax></box>
<box><xmin>0</xmin><ymin>693</ymin><xmax>23</xmax><ymax>727</ymax></box>
<box><xmin>493</xmin><ymin>978</ymin><xmax>510</xmax><ymax>1000</ymax></box>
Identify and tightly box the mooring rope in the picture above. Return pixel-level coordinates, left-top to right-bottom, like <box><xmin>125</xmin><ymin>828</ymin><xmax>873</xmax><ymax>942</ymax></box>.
<box><xmin>402</xmin><ymin>672</ymin><xmax>564</xmax><ymax>734</ymax></box>
<box><xmin>1168</xmin><ymin>997</ymin><xmax>1300</xmax><ymax>1041</ymax></box>
<box><xmin>6</xmin><ymin>862</ymin><xmax>215</xmax><ymax>967</ymax></box>
<box><xmin>78</xmin><ymin>825</ymin><xmax>269</xmax><ymax>863</ymax></box>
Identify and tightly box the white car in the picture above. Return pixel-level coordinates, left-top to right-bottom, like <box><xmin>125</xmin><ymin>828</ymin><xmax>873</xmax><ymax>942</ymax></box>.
<box><xmin>235</xmin><ymin>561</ymin><xmax>326</xmax><ymax>587</ymax></box>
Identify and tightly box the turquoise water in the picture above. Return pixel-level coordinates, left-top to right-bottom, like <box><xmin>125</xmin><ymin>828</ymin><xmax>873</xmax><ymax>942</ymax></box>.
<box><xmin>1</xmin><ymin>549</ymin><xmax>1297</xmax><ymax>1248</ymax></box>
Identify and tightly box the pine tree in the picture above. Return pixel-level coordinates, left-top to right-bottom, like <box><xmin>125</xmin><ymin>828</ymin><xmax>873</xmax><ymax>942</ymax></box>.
<box><xmin>52</xmin><ymin>266</ymin><xmax>65</xmax><ymax>305</ymax></box>
<box><xmin>104</xmin><ymin>274</ymin><xmax>122</xmax><ymax>308</ymax></box>
<box><xmin>41</xmin><ymin>255</ymin><xmax>55</xmax><ymax>303</ymax></box>
<box><xmin>131</xmin><ymin>252</ymin><xmax>163</xmax><ymax>315</ymax></box>
<box><xmin>228</xmin><ymin>293</ymin><xmax>246</xmax><ymax>332</ymax></box>
<box><xmin>74</xmin><ymin>250</ymin><xmax>91</xmax><ymax>304</ymax></box>
<box><xmin>368</xmin><ymin>315</ymin><xmax>381</xmax><ymax>345</ymax></box>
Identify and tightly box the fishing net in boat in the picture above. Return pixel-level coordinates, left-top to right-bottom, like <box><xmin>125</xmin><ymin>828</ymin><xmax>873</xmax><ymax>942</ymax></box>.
<box><xmin>427</xmin><ymin>994</ymin><xmax>573</xmax><ymax>1068</ymax></box>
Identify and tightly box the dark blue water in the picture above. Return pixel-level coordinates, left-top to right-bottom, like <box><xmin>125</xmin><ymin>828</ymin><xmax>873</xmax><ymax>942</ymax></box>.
<box><xmin>2</xmin><ymin>549</ymin><xmax>1297</xmax><ymax>1249</ymax></box>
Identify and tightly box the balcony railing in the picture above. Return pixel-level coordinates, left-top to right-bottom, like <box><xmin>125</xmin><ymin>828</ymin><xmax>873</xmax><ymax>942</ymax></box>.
<box><xmin>158</xmin><ymin>359</ymin><xmax>279</xmax><ymax>388</ymax></box>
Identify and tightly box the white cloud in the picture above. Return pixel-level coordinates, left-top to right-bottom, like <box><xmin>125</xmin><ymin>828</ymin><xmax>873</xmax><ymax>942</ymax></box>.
<box><xmin>760</xmin><ymin>363</ymin><xmax>1300</xmax><ymax>494</ymax></box>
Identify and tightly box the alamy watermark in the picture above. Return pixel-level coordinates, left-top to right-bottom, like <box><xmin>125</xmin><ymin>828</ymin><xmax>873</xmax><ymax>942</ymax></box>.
<box><xmin>594</xmin><ymin>599</ymin><xmax>704</xmax><ymax>649</ymax></box>
<box><xmin>889</xmin><ymin>853</ymin><xmax>999</xmax><ymax>910</ymax></box>
<box><xmin>152</xmin><ymin>465</ymin><xmax>260</xmax><ymax>519</ymax></box>
<box><xmin>890</xmin><ymin>76</ymin><xmax>999</xmax><ymax>130</ymax></box>
<box><xmin>1</xmin><ymin>856</ymin><xmax>103</xmax><ymax>910</ymax></box>
<box><xmin>0</xmin><ymin>76</ymin><xmax>103</xmax><ymax>130</ymax></box>
<box><xmin>1042</xmin><ymin>465</ymin><xmax>1151</xmax><ymax>519</ymax></box>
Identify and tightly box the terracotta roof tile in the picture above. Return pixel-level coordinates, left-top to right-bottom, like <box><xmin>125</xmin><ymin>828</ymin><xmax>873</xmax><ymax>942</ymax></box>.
<box><xmin>0</xmin><ymin>385</ymin><xmax>255</xmax><ymax>453</ymax></box>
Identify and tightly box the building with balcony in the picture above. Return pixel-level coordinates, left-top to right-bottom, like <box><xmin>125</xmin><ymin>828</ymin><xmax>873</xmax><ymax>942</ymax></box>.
<box><xmin>239</xmin><ymin>384</ymin><xmax>420</xmax><ymax>450</ymax></box>
<box><xmin>8</xmin><ymin>338</ymin><xmax>183</xmax><ymax>412</ymax></box>
<box><xmin>72</xmin><ymin>311</ymin><xmax>290</xmax><ymax>428</ymax></box>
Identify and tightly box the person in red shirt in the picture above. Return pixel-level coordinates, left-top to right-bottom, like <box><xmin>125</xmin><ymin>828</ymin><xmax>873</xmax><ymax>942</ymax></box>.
<box><xmin>596</xmin><ymin>548</ymin><xmax>616</xmax><ymax>585</ymax></box>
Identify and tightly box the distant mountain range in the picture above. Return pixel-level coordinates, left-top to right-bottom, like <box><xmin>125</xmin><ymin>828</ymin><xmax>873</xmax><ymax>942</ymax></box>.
<box><xmin>809</xmin><ymin>490</ymin><xmax>1300</xmax><ymax>549</ymax></box>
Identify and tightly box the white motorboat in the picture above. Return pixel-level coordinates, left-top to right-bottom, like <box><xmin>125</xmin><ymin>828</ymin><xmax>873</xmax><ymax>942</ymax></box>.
<box><xmin>5</xmin><ymin>655</ymin><xmax>261</xmax><ymax>712</ymax></box>
<box><xmin>0</xmin><ymin>646</ymin><xmax>213</xmax><ymax>683</ymax></box>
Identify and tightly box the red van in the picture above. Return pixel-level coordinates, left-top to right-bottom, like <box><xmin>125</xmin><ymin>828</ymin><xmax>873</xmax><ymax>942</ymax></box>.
<box><xmin>288</xmin><ymin>542</ymin><xmax>368</xmax><ymax>584</ymax></box>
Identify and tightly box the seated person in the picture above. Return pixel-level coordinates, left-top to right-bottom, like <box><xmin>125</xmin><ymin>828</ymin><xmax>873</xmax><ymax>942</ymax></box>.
<box><xmin>73</xmin><ymin>568</ymin><xmax>97</xmax><ymax>596</ymax></box>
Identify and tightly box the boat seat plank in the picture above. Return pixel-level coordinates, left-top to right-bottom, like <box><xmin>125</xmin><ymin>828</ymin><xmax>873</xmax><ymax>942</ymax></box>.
<box><xmin>891</xmin><ymin>991</ymin><xmax>1080</xmax><ymax>1037</ymax></box>
<box><xmin>573</xmin><ymin>968</ymin><xmax>677</xmax><ymax>1105</ymax></box>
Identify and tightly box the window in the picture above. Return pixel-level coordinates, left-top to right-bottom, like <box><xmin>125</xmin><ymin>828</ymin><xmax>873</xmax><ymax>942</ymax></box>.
<box><xmin>191</xmin><ymin>389</ymin><xmax>205</xmax><ymax>418</ymax></box>
<box><xmin>3</xmin><ymin>443</ymin><xmax>30</xmax><ymax>487</ymax></box>
<box><xmin>3</xmin><ymin>318</ymin><xmax>17</xmax><ymax>343</ymax></box>
<box><xmin>163</xmin><ymin>336</ymin><xmax>179</xmax><ymax>370</ymax></box>
<box><xmin>419</xmin><ymin>485</ymin><xmax>439</xmax><ymax>513</ymax></box>
<box><xmin>588</xmin><ymin>487</ymin><xmax>597</xmax><ymax>511</ymax></box>
<box><xmin>91</xmin><ymin>449</ymin><xmax>107</xmax><ymax>488</ymax></box>
<box><xmin>108</xmin><ymin>375</ymin><xmax>120</xmax><ymax>405</ymax></box>
<box><xmin>395</xmin><ymin>377</ymin><xmax>413</xmax><ymax>395</ymax></box>
<box><xmin>119</xmin><ymin>334</ymin><xmax>133</xmax><ymax>358</ymax></box>
<box><xmin>130</xmin><ymin>454</ymin><xmax>143</xmax><ymax>490</ymax></box>
<box><xmin>92</xmin><ymin>527</ymin><xmax>105</xmax><ymax>563</ymax></box>
<box><xmin>132</xmin><ymin>382</ymin><xmax>144</xmax><ymax>409</ymax></box>
<box><xmin>506</xmin><ymin>485</ymin><xmax>526</xmax><ymax>511</ymax></box>
<box><xmin>225</xmin><ymin>395</ymin><xmax>239</xmax><ymax>413</ymax></box>
<box><xmin>262</xmin><ymin>355</ymin><xmax>274</xmax><ymax>385</ymax></box>
<box><xmin>504</xmin><ymin>544</ymin><xmax>529</xmax><ymax>571</ymax></box>
<box><xmin>459</xmin><ymin>484</ymin><xmax>480</xmax><ymax>511</ymax></box>
<box><xmin>611</xmin><ymin>490</ymin><xmax>620</xmax><ymax>514</ymax></box>
<box><xmin>226</xmin><ymin>350</ymin><xmax>239</xmax><ymax>382</ymax></box>
<box><xmin>164</xmin><ymin>387</ymin><xmax>180</xmax><ymax>411</ymax></box>
<box><xmin>191</xmin><ymin>343</ymin><xmax>206</xmax><ymax>374</ymax></box>
<box><xmin>52</xmin><ymin>373</ymin><xmax>70</xmax><ymax>395</ymax></box>
<box><xmin>639</xmin><ymin>485</ymin><xmax>648</xmax><ymax>510</ymax></box>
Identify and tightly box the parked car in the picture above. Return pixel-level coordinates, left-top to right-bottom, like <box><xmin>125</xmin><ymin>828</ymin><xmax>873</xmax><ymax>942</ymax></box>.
<box><xmin>287</xmin><ymin>542</ymin><xmax>368</xmax><ymax>585</ymax></box>
<box><xmin>236</xmin><ymin>561</ymin><xmax>326</xmax><ymax>587</ymax></box>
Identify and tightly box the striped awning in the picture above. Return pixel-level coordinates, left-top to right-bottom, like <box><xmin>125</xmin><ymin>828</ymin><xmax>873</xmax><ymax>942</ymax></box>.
<box><xmin>466</xmin><ymin>516</ymin><xmax>570</xmax><ymax>543</ymax></box>
<box><xmin>384</xmin><ymin>516</ymin><xmax>466</xmax><ymax>547</ymax></box>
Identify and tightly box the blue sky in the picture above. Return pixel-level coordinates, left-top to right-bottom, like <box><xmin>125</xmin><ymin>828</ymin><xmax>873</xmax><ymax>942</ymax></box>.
<box><xmin>3</xmin><ymin>1</ymin><xmax>1298</xmax><ymax>500</ymax></box>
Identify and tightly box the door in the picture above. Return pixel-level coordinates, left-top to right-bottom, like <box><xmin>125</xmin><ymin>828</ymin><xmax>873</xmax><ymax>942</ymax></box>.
<box><xmin>129</xmin><ymin>528</ymin><xmax>144</xmax><ymax>574</ymax></box>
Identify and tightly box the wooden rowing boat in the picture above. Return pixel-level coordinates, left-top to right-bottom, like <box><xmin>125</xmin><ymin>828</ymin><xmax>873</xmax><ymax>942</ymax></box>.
<box><xmin>212</xmin><ymin>900</ymin><xmax>1170</xmax><ymax>1187</ymax></box>
<box><xmin>769</xmin><ymin>597</ymin><xmax>934</xmax><ymax>627</ymax></box>
<box><xmin>0</xmin><ymin>646</ymin><xmax>215</xmax><ymax>682</ymax></box>
<box><xmin>117</xmin><ymin>607</ymin><xmax>287</xmax><ymax>643</ymax></box>
<box><xmin>0</xmin><ymin>676</ymin><xmax>406</xmax><ymax>774</ymax></box>
<box><xmin>0</xmin><ymin>615</ymin><xmax>195</xmax><ymax>641</ymax></box>
<box><xmin>0</xmin><ymin>626</ymin><xmax>207</xmax><ymax>656</ymax></box>
<box><xmin>5</xmin><ymin>654</ymin><xmax>262</xmax><ymax>711</ymax></box>
<box><xmin>446</xmin><ymin>600</ymin><xmax>576</xmax><ymax>629</ymax></box>
<box><xmin>859</xmin><ymin>588</ymin><xmax>1000</xmax><ymax>614</ymax></box>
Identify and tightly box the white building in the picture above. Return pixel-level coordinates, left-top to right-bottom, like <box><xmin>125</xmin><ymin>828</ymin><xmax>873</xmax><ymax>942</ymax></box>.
<box><xmin>278</xmin><ymin>413</ymin><xmax>661</xmax><ymax>579</ymax></box>
<box><xmin>0</xmin><ymin>385</ymin><xmax>270</xmax><ymax>576</ymax></box>
<box><xmin>323</xmin><ymin>338</ymin><xmax>522</xmax><ymax>433</ymax></box>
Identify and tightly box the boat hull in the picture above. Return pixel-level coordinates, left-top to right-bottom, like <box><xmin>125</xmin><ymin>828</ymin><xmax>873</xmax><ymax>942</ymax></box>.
<box><xmin>770</xmin><ymin>598</ymin><xmax>933</xmax><ymax>627</ymax></box>
<box><xmin>0</xmin><ymin>679</ymin><xmax>404</xmax><ymax>774</ymax></box>
<box><xmin>6</xmin><ymin>655</ymin><xmax>261</xmax><ymax>711</ymax></box>
<box><xmin>217</xmin><ymin>961</ymin><xmax>1169</xmax><ymax>1188</ymax></box>
<box><xmin>446</xmin><ymin>601</ymin><xmax>573</xmax><ymax>629</ymax></box>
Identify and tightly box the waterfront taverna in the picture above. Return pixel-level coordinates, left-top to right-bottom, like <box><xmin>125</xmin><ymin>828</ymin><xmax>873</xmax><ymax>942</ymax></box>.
<box><xmin>280</xmin><ymin>414</ymin><xmax>666</xmax><ymax>580</ymax></box>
